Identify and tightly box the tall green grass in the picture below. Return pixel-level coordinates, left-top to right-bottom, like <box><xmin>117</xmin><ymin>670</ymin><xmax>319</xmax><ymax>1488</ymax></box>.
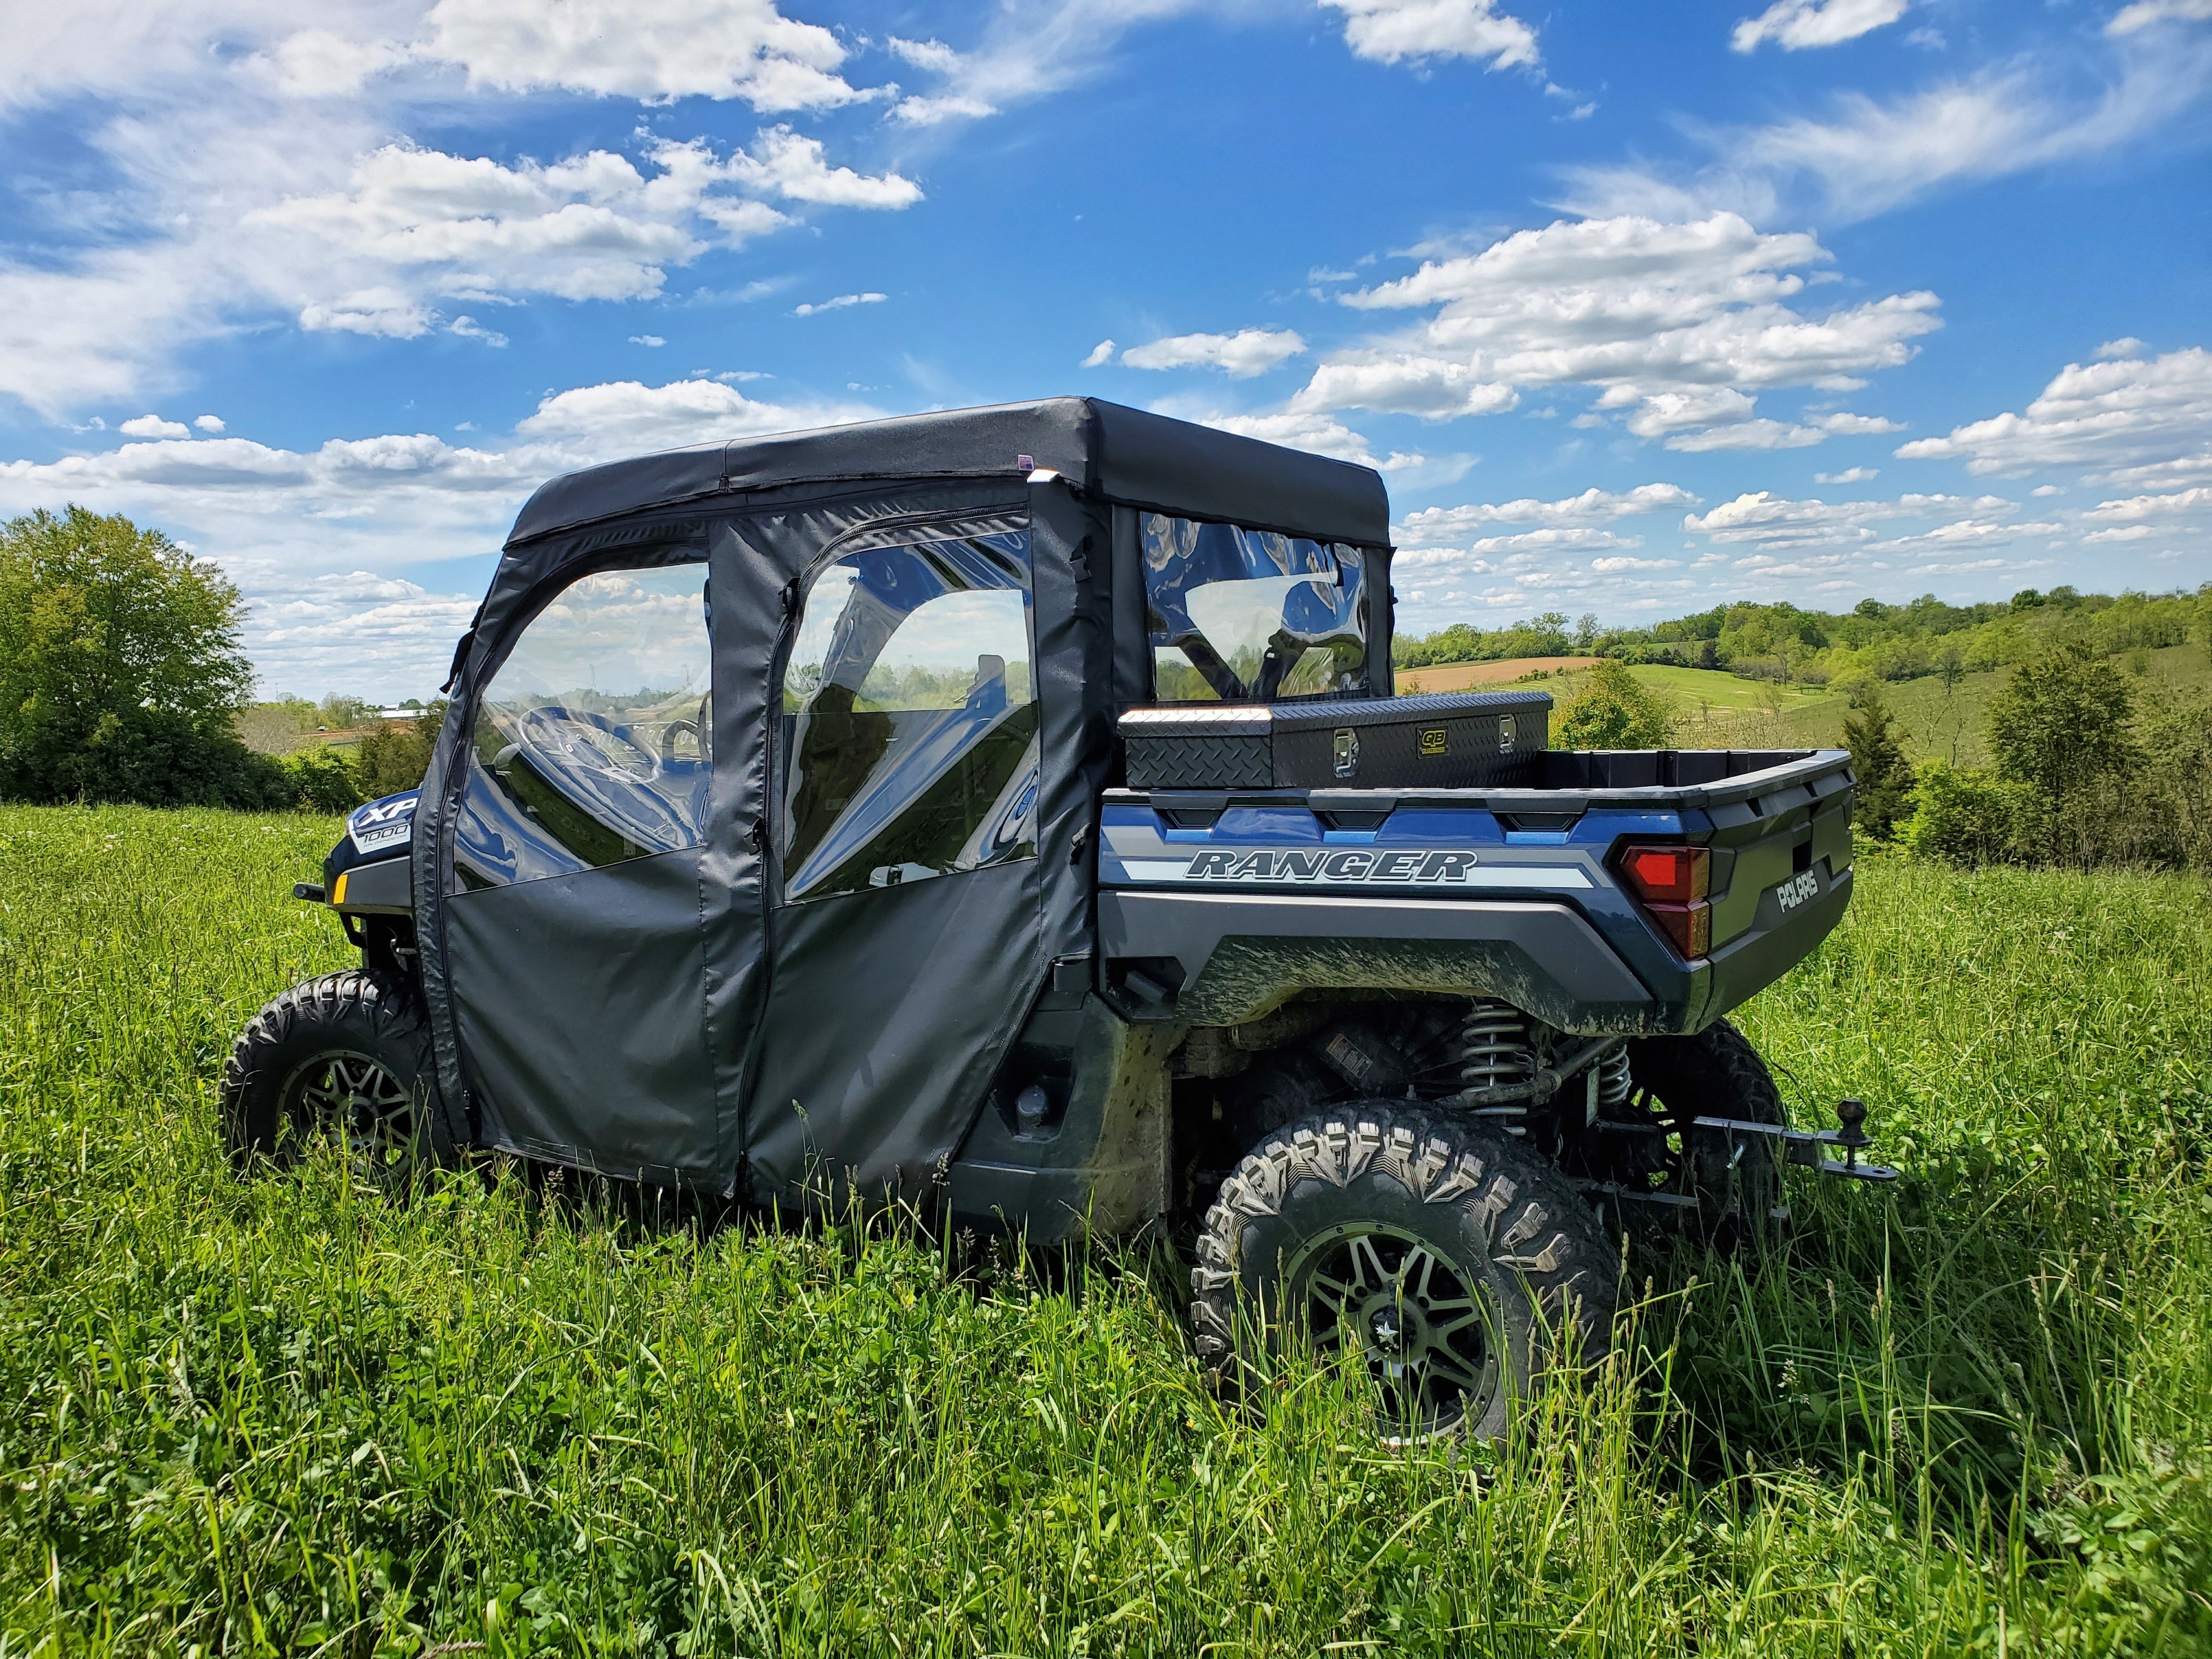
<box><xmin>2</xmin><ymin>805</ymin><xmax>2208</xmax><ymax>1655</ymax></box>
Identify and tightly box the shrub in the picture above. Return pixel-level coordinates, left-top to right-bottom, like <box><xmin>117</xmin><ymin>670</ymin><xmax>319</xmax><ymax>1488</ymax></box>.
<box><xmin>2131</xmin><ymin>687</ymin><xmax>2212</xmax><ymax>873</ymax></box>
<box><xmin>283</xmin><ymin>748</ymin><xmax>364</xmax><ymax>814</ymax></box>
<box><xmin>1555</xmin><ymin>659</ymin><xmax>1673</xmax><ymax>748</ymax></box>
<box><xmin>1843</xmin><ymin>689</ymin><xmax>1916</xmax><ymax>840</ymax></box>
<box><xmin>1899</xmin><ymin>763</ymin><xmax>2035</xmax><ymax>866</ymax></box>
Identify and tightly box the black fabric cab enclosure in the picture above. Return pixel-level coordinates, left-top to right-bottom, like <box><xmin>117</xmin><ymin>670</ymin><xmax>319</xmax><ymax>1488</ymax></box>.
<box><xmin>408</xmin><ymin>398</ymin><xmax>1391</xmax><ymax>1200</ymax></box>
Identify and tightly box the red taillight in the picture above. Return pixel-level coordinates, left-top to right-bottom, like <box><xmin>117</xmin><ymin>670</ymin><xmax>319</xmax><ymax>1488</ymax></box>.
<box><xmin>1616</xmin><ymin>843</ymin><xmax>1713</xmax><ymax>960</ymax></box>
<box><xmin>1618</xmin><ymin>844</ymin><xmax>1709</xmax><ymax>904</ymax></box>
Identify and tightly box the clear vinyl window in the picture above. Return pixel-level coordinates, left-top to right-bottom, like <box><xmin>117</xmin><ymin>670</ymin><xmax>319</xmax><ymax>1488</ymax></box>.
<box><xmin>779</xmin><ymin>529</ymin><xmax>1039</xmax><ymax>903</ymax></box>
<box><xmin>1142</xmin><ymin>513</ymin><xmax>1368</xmax><ymax>702</ymax></box>
<box><xmin>454</xmin><ymin>562</ymin><xmax>710</xmax><ymax>889</ymax></box>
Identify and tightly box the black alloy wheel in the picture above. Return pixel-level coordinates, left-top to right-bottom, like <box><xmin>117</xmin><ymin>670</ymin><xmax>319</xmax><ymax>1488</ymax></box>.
<box><xmin>221</xmin><ymin>969</ymin><xmax>452</xmax><ymax>1199</ymax></box>
<box><xmin>284</xmin><ymin>1049</ymin><xmax>428</xmax><ymax>1195</ymax></box>
<box><xmin>1192</xmin><ymin>1103</ymin><xmax>1616</xmax><ymax>1442</ymax></box>
<box><xmin>1282</xmin><ymin>1220</ymin><xmax>1504</xmax><ymax>1435</ymax></box>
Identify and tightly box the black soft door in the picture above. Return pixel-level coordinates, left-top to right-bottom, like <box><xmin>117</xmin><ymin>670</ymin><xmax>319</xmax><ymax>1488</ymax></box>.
<box><xmin>744</xmin><ymin>520</ymin><xmax>1047</xmax><ymax>1202</ymax></box>
<box><xmin>442</xmin><ymin>555</ymin><xmax>727</xmax><ymax>1181</ymax></box>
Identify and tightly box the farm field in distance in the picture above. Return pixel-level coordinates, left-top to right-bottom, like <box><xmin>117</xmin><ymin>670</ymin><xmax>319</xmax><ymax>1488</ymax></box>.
<box><xmin>1393</xmin><ymin>656</ymin><xmax>1600</xmax><ymax>693</ymax></box>
<box><xmin>1429</xmin><ymin>641</ymin><xmax>2212</xmax><ymax>765</ymax></box>
<box><xmin>3</xmin><ymin>804</ymin><xmax>2210</xmax><ymax>1655</ymax></box>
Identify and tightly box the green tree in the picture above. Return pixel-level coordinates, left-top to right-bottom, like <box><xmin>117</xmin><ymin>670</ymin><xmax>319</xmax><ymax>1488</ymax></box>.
<box><xmin>1843</xmin><ymin>689</ymin><xmax>1917</xmax><ymax>839</ymax></box>
<box><xmin>318</xmin><ymin>693</ymin><xmax>375</xmax><ymax>730</ymax></box>
<box><xmin>0</xmin><ymin>505</ymin><xmax>286</xmax><ymax>807</ymax></box>
<box><xmin>355</xmin><ymin>703</ymin><xmax>447</xmax><ymax>798</ymax></box>
<box><xmin>1555</xmin><ymin>659</ymin><xmax>1673</xmax><ymax>749</ymax></box>
<box><xmin>1986</xmin><ymin>645</ymin><xmax>2139</xmax><ymax>864</ymax></box>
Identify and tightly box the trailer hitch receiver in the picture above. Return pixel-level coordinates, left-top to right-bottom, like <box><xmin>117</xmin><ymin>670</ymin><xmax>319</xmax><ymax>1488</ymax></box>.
<box><xmin>1692</xmin><ymin>1096</ymin><xmax>1899</xmax><ymax>1182</ymax></box>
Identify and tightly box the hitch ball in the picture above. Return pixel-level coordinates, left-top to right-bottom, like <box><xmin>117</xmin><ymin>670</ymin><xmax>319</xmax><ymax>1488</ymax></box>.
<box><xmin>1835</xmin><ymin>1097</ymin><xmax>1869</xmax><ymax>1148</ymax></box>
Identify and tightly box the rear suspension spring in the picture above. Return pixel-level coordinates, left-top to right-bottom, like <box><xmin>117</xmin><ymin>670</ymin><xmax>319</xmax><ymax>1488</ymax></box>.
<box><xmin>1596</xmin><ymin>1046</ymin><xmax>1634</xmax><ymax>1113</ymax></box>
<box><xmin>1459</xmin><ymin>998</ymin><xmax>1537</xmax><ymax>1126</ymax></box>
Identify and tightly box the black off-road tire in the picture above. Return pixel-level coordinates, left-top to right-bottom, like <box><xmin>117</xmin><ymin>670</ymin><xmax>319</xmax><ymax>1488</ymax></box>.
<box><xmin>1621</xmin><ymin>1018</ymin><xmax>1790</xmax><ymax>1245</ymax></box>
<box><xmin>1190</xmin><ymin>1103</ymin><xmax>1618</xmax><ymax>1442</ymax></box>
<box><xmin>219</xmin><ymin>969</ymin><xmax>452</xmax><ymax>1199</ymax></box>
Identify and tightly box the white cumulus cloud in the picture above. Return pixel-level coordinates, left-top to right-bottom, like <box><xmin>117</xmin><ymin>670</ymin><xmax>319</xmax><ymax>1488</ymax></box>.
<box><xmin>1321</xmin><ymin>0</ymin><xmax>1542</xmax><ymax>70</ymax></box>
<box><xmin>1895</xmin><ymin>347</ymin><xmax>2212</xmax><ymax>475</ymax></box>
<box><xmin>1395</xmin><ymin>526</ymin><xmax>1644</xmax><ymax>567</ymax></box>
<box><xmin>0</xmin><ymin>373</ymin><xmax>886</xmax><ymax>692</ymax></box>
<box><xmin>1282</xmin><ymin>213</ymin><xmax>1934</xmax><ymax>448</ymax></box>
<box><xmin>514</xmin><ymin>376</ymin><xmax>875</xmax><ymax>450</ymax></box>
<box><xmin>792</xmin><ymin>292</ymin><xmax>887</xmax><ymax>317</ymax></box>
<box><xmin>714</xmin><ymin>126</ymin><xmax>922</xmax><ymax>208</ymax></box>
<box><xmin>413</xmin><ymin>0</ymin><xmax>868</xmax><ymax>110</ymax></box>
<box><xmin>1123</xmin><ymin>329</ymin><xmax>1307</xmax><ymax>377</ymax></box>
<box><xmin>1684</xmin><ymin>490</ymin><xmax>2008</xmax><ymax>550</ymax></box>
<box><xmin>2084</xmin><ymin>486</ymin><xmax>2212</xmax><ymax>521</ymax></box>
<box><xmin>1081</xmin><ymin>338</ymin><xmax>1115</xmax><ymax>369</ymax></box>
<box><xmin>119</xmin><ymin>414</ymin><xmax>193</xmax><ymax>438</ymax></box>
<box><xmin>1290</xmin><ymin>356</ymin><xmax>1516</xmax><ymax>420</ymax></box>
<box><xmin>1731</xmin><ymin>0</ymin><xmax>1910</xmax><ymax>55</ymax></box>
<box><xmin>1195</xmin><ymin>408</ymin><xmax>1417</xmax><ymax>469</ymax></box>
<box><xmin>1397</xmin><ymin>484</ymin><xmax>1699</xmax><ymax>547</ymax></box>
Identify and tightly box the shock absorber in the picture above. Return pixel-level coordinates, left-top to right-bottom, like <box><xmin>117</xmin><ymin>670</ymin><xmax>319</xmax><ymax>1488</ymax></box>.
<box><xmin>1459</xmin><ymin>997</ymin><xmax>1537</xmax><ymax>1127</ymax></box>
<box><xmin>1595</xmin><ymin>1045</ymin><xmax>1634</xmax><ymax>1114</ymax></box>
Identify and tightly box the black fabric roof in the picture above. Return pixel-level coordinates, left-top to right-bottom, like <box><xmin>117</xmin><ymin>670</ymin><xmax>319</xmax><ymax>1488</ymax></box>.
<box><xmin>504</xmin><ymin>397</ymin><xmax>1391</xmax><ymax>549</ymax></box>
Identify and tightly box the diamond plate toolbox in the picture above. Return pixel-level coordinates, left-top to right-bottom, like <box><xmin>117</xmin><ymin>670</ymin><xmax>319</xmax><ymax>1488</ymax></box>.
<box><xmin>1119</xmin><ymin>689</ymin><xmax>1552</xmax><ymax>791</ymax></box>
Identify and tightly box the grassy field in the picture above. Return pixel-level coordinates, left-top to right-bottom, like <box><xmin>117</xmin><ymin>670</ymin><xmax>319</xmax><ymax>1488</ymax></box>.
<box><xmin>3</xmin><ymin>805</ymin><xmax>2210</xmax><ymax>1655</ymax></box>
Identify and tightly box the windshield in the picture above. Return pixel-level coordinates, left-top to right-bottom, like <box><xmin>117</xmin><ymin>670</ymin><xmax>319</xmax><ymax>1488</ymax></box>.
<box><xmin>1141</xmin><ymin>514</ymin><xmax>1369</xmax><ymax>702</ymax></box>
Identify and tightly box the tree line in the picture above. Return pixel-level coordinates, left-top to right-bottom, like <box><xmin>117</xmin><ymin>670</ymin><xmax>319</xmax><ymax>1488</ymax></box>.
<box><xmin>1396</xmin><ymin>586</ymin><xmax>2209</xmax><ymax>692</ymax></box>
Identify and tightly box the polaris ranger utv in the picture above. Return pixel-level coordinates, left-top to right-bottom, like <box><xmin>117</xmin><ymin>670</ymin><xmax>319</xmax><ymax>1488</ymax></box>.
<box><xmin>225</xmin><ymin>398</ymin><xmax>1889</xmax><ymax>1438</ymax></box>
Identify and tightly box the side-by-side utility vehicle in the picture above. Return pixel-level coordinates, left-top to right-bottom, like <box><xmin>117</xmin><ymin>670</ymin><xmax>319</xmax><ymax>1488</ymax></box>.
<box><xmin>225</xmin><ymin>398</ymin><xmax>1892</xmax><ymax>1437</ymax></box>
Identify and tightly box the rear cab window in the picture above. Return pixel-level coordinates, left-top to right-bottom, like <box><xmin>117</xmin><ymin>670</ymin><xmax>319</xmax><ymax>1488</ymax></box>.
<box><xmin>1142</xmin><ymin>514</ymin><xmax>1369</xmax><ymax>702</ymax></box>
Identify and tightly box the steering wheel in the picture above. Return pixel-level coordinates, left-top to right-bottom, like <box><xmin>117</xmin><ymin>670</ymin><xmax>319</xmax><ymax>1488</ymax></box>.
<box><xmin>659</xmin><ymin>694</ymin><xmax>710</xmax><ymax>764</ymax></box>
<box><xmin>516</xmin><ymin>705</ymin><xmax>658</xmax><ymax>781</ymax></box>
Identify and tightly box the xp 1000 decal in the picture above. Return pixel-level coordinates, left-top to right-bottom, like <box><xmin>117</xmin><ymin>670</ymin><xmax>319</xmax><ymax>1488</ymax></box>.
<box><xmin>347</xmin><ymin>793</ymin><xmax>419</xmax><ymax>857</ymax></box>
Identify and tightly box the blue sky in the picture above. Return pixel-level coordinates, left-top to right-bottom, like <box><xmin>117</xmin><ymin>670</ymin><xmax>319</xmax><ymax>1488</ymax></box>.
<box><xmin>1</xmin><ymin>0</ymin><xmax>2207</xmax><ymax>698</ymax></box>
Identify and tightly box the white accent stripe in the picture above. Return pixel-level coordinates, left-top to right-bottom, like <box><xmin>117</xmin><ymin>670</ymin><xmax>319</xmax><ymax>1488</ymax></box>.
<box><xmin>1459</xmin><ymin>867</ymin><xmax>1593</xmax><ymax>889</ymax></box>
<box><xmin>1111</xmin><ymin>860</ymin><xmax>1593</xmax><ymax>890</ymax></box>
